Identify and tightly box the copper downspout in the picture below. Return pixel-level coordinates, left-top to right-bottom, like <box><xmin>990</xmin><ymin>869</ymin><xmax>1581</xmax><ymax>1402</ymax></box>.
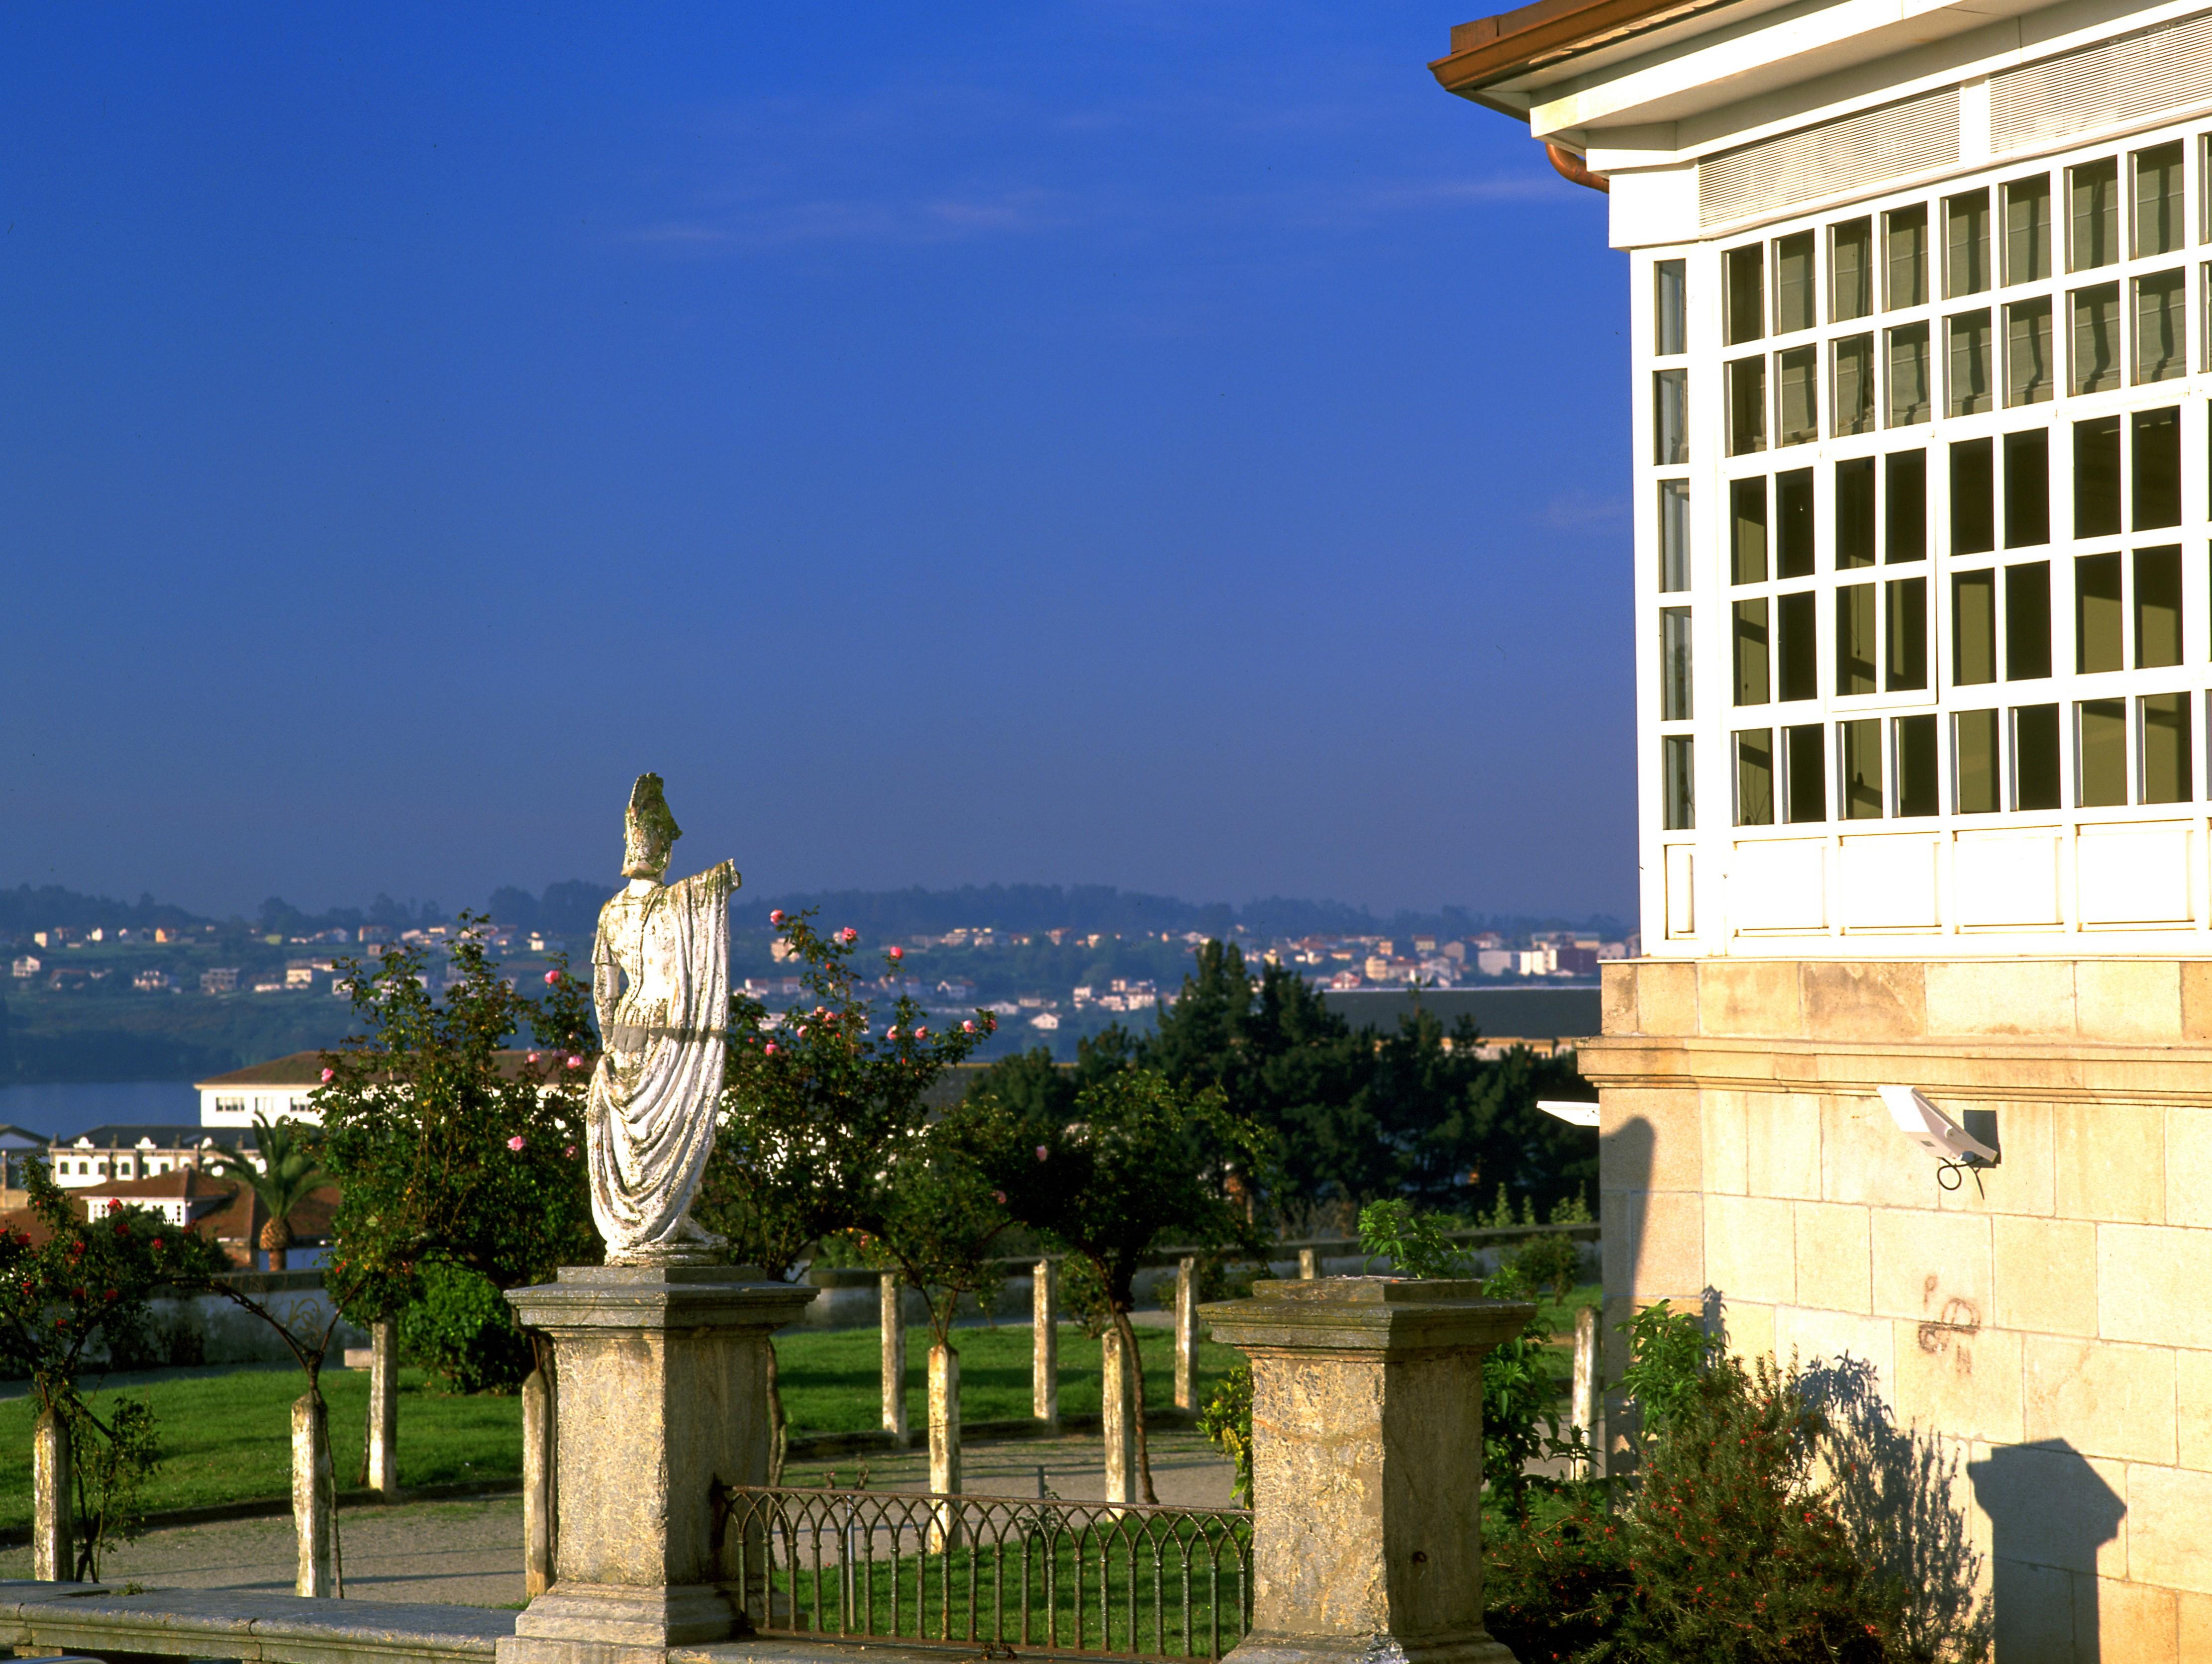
<box><xmin>1545</xmin><ymin>142</ymin><xmax>1609</xmax><ymax>193</ymax></box>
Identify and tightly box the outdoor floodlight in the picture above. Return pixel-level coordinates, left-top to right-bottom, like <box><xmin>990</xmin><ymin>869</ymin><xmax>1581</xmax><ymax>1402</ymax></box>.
<box><xmin>1878</xmin><ymin>1084</ymin><xmax>1998</xmax><ymax>1168</ymax></box>
<box><xmin>1537</xmin><ymin>1099</ymin><xmax>1601</xmax><ymax>1128</ymax></box>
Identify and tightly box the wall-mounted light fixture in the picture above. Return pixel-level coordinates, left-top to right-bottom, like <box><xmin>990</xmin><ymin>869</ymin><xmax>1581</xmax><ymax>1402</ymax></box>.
<box><xmin>1878</xmin><ymin>1084</ymin><xmax>1997</xmax><ymax>1191</ymax></box>
<box><xmin>1537</xmin><ymin>1099</ymin><xmax>1600</xmax><ymax>1128</ymax></box>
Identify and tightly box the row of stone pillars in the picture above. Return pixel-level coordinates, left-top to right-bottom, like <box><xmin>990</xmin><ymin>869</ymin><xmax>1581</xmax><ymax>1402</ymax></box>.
<box><xmin>499</xmin><ymin>1264</ymin><xmax>1533</xmax><ymax>1664</ymax></box>
<box><xmin>871</xmin><ymin>1257</ymin><xmax>1205</xmax><ymax>1501</ymax></box>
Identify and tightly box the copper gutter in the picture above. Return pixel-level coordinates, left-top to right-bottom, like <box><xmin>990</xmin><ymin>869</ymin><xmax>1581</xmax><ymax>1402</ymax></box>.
<box><xmin>1544</xmin><ymin>142</ymin><xmax>1610</xmax><ymax>192</ymax></box>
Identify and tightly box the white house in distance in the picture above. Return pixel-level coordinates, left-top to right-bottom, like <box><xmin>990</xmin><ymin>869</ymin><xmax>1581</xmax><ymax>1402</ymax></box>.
<box><xmin>196</xmin><ymin>1053</ymin><xmax>334</xmax><ymax>1128</ymax></box>
<box><xmin>1434</xmin><ymin>0</ymin><xmax>2212</xmax><ymax>1651</ymax></box>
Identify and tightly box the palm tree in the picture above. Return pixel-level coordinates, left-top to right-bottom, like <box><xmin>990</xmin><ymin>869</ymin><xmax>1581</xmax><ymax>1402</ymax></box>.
<box><xmin>206</xmin><ymin>1116</ymin><xmax>330</xmax><ymax>1271</ymax></box>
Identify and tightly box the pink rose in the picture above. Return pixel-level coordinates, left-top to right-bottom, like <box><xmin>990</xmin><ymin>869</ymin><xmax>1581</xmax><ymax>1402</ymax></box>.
<box><xmin>963</xmin><ymin>1019</ymin><xmax>976</xmax><ymax>1033</ymax></box>
<box><xmin>544</xmin><ymin>971</ymin><xmax>560</xmax><ymax>985</ymax></box>
<box><xmin>526</xmin><ymin>1052</ymin><xmax>540</xmax><ymax>1064</ymax></box>
<box><xmin>770</xmin><ymin>909</ymin><xmax>785</xmax><ymax>924</ymax></box>
<box><xmin>319</xmin><ymin>1068</ymin><xmax>334</xmax><ymax>1083</ymax></box>
<box><xmin>764</xmin><ymin>1042</ymin><xmax>779</xmax><ymax>1056</ymax></box>
<box><xmin>840</xmin><ymin>927</ymin><xmax>857</xmax><ymax>944</ymax></box>
<box><xmin>507</xmin><ymin>1135</ymin><xmax>526</xmax><ymax>1152</ymax></box>
<box><xmin>993</xmin><ymin>1190</ymin><xmax>1007</xmax><ymax>1204</ymax></box>
<box><xmin>564</xmin><ymin>1144</ymin><xmax>577</xmax><ymax>1159</ymax></box>
<box><xmin>889</xmin><ymin>946</ymin><xmax>903</xmax><ymax>961</ymax></box>
<box><xmin>1035</xmin><ymin>1145</ymin><xmax>1049</xmax><ymax>1162</ymax></box>
<box><xmin>797</xmin><ymin>1025</ymin><xmax>809</xmax><ymax>1037</ymax></box>
<box><xmin>885</xmin><ymin>1026</ymin><xmax>900</xmax><ymax>1041</ymax></box>
<box><xmin>566</xmin><ymin>1055</ymin><xmax>582</xmax><ymax>1069</ymax></box>
<box><xmin>913</xmin><ymin>1026</ymin><xmax>927</xmax><ymax>1040</ymax></box>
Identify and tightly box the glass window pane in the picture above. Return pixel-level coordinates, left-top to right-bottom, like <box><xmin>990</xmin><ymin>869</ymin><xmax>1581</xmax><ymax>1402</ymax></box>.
<box><xmin>1886</xmin><ymin>578</ymin><xmax>1927</xmax><ymax>690</ymax></box>
<box><xmin>1955</xmin><ymin>708</ymin><xmax>2001</xmax><ymax>812</ymax></box>
<box><xmin>1954</xmin><ymin>570</ymin><xmax>1998</xmax><ymax>685</ymax></box>
<box><xmin>2004</xmin><ymin>175</ymin><xmax>2051</xmax><ymax>283</ymax></box>
<box><xmin>1731</xmin><ymin>476</ymin><xmax>1768</xmax><ymax>583</ymax></box>
<box><xmin>1887</xmin><ymin>323</ymin><xmax>1931</xmax><ymax>424</ymax></box>
<box><xmin>1778</xmin><ymin>591</ymin><xmax>1817</xmax><ymax>702</ymax></box>
<box><xmin>1662</xmin><ymin>734</ymin><xmax>1695</xmax><ymax>830</ymax></box>
<box><xmin>1946</xmin><ymin>190</ymin><xmax>1991</xmax><ymax>297</ymax></box>
<box><xmin>2004</xmin><ymin>429</ymin><xmax>2050</xmax><ymax>547</ymax></box>
<box><xmin>2014</xmin><ymin>703</ymin><xmax>2062</xmax><ymax>810</ymax></box>
<box><xmin>2005</xmin><ymin>298</ymin><xmax>2053</xmax><ymax>405</ymax></box>
<box><xmin>1837</xmin><ymin>584</ymin><xmax>1878</xmax><ymax>695</ymax></box>
<box><xmin>1947</xmin><ymin>310</ymin><xmax>1993</xmax><ymax>414</ymax></box>
<box><xmin>1841</xmin><ymin>718</ymin><xmax>1884</xmax><ymax>818</ymax></box>
<box><xmin>1776</xmin><ymin>346</ymin><xmax>1817</xmax><ymax>445</ymax></box>
<box><xmin>1831</xmin><ymin>217</ymin><xmax>1873</xmax><ymax>321</ymax></box>
<box><xmin>2135</xmin><ymin>545</ymin><xmax>2183</xmax><ymax>668</ymax></box>
<box><xmin>1832</xmin><ymin>333</ymin><xmax>1876</xmax><ymax>434</ymax></box>
<box><xmin>1952</xmin><ymin>438</ymin><xmax>1995</xmax><ymax>555</ymax></box>
<box><xmin>1727</xmin><ymin>357</ymin><xmax>1767</xmax><ymax>454</ymax></box>
<box><xmin>1726</xmin><ymin>244</ymin><xmax>1765</xmax><ymax>344</ymax></box>
<box><xmin>2136</xmin><ymin>270</ymin><xmax>2186</xmax><ymax>384</ymax></box>
<box><xmin>2070</xmin><ymin>158</ymin><xmax>2119</xmax><ymax>271</ymax></box>
<box><xmin>1735</xmin><ymin>729</ymin><xmax>1774</xmax><ymax>825</ymax></box>
<box><xmin>2142</xmin><ymin>692</ymin><xmax>2192</xmax><ymax>804</ymax></box>
<box><xmin>1661</xmin><ymin>607</ymin><xmax>1694</xmax><ymax>719</ymax></box>
<box><xmin>1887</xmin><ymin>451</ymin><xmax>1926</xmax><ymax>563</ymax></box>
<box><xmin>1784</xmin><ymin>724</ymin><xmax>1826</xmax><ymax>823</ymax></box>
<box><xmin>1886</xmin><ymin>204</ymin><xmax>1928</xmax><ymax>307</ymax></box>
<box><xmin>2134</xmin><ymin>406</ymin><xmax>2182</xmax><ymax>528</ymax></box>
<box><xmin>1774</xmin><ymin>231</ymin><xmax>1815</xmax><ymax>333</ymax></box>
<box><xmin>2075</xmin><ymin>415</ymin><xmax>2122</xmax><ymax>537</ymax></box>
<box><xmin>1836</xmin><ymin>457</ymin><xmax>1877</xmax><ymax>568</ymax></box>
<box><xmin>1895</xmin><ymin>714</ymin><xmax>1939</xmax><ymax>817</ymax></box>
<box><xmin>2071</xmin><ymin>283</ymin><xmax>2121</xmax><ymax>394</ymax></box>
<box><xmin>1776</xmin><ymin>468</ymin><xmax>1814</xmax><ymax>578</ymax></box>
<box><xmin>1654</xmin><ymin>259</ymin><xmax>1687</xmax><ymax>355</ymax></box>
<box><xmin>1658</xmin><ymin>480</ymin><xmax>1691</xmax><ymax>591</ymax></box>
<box><xmin>1734</xmin><ymin>598</ymin><xmax>1770</xmax><ymax>705</ymax></box>
<box><xmin>1654</xmin><ymin>369</ymin><xmax>1688</xmax><ymax>465</ymax></box>
<box><xmin>2077</xmin><ymin>698</ymin><xmax>2128</xmax><ymax>806</ymax></box>
<box><xmin>2007</xmin><ymin>562</ymin><xmax>2052</xmax><ymax>680</ymax></box>
<box><xmin>2076</xmin><ymin>552</ymin><xmax>2123</xmax><ymax>673</ymax></box>
<box><xmin>2135</xmin><ymin>141</ymin><xmax>2185</xmax><ymax>258</ymax></box>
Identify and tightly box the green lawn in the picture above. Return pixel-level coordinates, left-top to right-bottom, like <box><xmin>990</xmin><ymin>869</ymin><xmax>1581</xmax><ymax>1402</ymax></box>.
<box><xmin>780</xmin><ymin>1323</ymin><xmax>1244</xmax><ymax>1434</ymax></box>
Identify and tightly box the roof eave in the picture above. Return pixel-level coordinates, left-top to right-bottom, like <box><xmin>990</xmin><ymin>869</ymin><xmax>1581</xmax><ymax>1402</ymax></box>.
<box><xmin>1429</xmin><ymin>0</ymin><xmax>1750</xmax><ymax>109</ymax></box>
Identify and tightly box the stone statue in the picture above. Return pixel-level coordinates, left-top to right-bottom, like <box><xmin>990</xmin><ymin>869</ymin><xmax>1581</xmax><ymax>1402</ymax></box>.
<box><xmin>586</xmin><ymin>773</ymin><xmax>738</xmax><ymax>1265</ymax></box>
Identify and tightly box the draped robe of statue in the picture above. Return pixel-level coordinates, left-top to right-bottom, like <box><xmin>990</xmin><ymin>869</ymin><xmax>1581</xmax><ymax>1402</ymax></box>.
<box><xmin>587</xmin><ymin>858</ymin><xmax>736</xmax><ymax>1262</ymax></box>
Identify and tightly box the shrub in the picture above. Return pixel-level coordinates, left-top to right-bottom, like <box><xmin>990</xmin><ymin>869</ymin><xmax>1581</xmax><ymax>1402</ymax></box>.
<box><xmin>1197</xmin><ymin>1361</ymin><xmax>1253</xmax><ymax>1503</ymax></box>
<box><xmin>1483</xmin><ymin>1489</ymin><xmax>1634</xmax><ymax>1664</ymax></box>
<box><xmin>400</xmin><ymin>1262</ymin><xmax>534</xmax><ymax>1394</ymax></box>
<box><xmin>1510</xmin><ymin>1231</ymin><xmax>1583</xmax><ymax>1299</ymax></box>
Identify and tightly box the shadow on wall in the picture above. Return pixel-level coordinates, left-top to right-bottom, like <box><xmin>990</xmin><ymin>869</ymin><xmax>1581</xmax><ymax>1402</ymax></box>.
<box><xmin>1600</xmin><ymin>1112</ymin><xmax>1653</xmax><ymax>1463</ymax></box>
<box><xmin>1801</xmin><ymin>1355</ymin><xmax>1994</xmax><ymax>1660</ymax></box>
<box><xmin>1969</xmin><ymin>1440</ymin><xmax>2126</xmax><ymax>1663</ymax></box>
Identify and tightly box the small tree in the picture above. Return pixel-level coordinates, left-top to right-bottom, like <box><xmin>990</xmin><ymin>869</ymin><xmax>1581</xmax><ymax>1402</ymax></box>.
<box><xmin>0</xmin><ymin>1159</ymin><xmax>228</xmax><ymax>1577</ymax></box>
<box><xmin>699</xmin><ymin>908</ymin><xmax>992</xmax><ymax>1476</ymax></box>
<box><xmin>205</xmin><ymin>1116</ymin><xmax>330</xmax><ymax>1271</ymax></box>
<box><xmin>966</xmin><ymin>1066</ymin><xmax>1264</xmax><ymax>1503</ymax></box>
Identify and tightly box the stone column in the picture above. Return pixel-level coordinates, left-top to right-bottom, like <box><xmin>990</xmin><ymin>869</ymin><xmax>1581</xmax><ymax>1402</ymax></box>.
<box><xmin>498</xmin><ymin>1266</ymin><xmax>815</xmax><ymax>1664</ymax></box>
<box><xmin>1032</xmin><ymin>1259</ymin><xmax>1059</xmax><ymax>1428</ymax></box>
<box><xmin>1174</xmin><ymin>1257</ymin><xmax>1200</xmax><ymax>1410</ymax></box>
<box><xmin>1200</xmin><ymin>1277</ymin><xmax>1533</xmax><ymax>1664</ymax></box>
<box><xmin>1102</xmin><ymin>1325</ymin><xmax>1136</xmax><ymax>1505</ymax></box>
<box><xmin>927</xmin><ymin>1343</ymin><xmax>961</xmax><ymax>1550</ymax></box>
<box><xmin>1297</xmin><ymin>1248</ymin><xmax>1318</xmax><ymax>1280</ymax></box>
<box><xmin>522</xmin><ymin>1365</ymin><xmax>555</xmax><ymax>1598</ymax></box>
<box><xmin>32</xmin><ymin>1405</ymin><xmax>71</xmax><ymax>1582</ymax></box>
<box><xmin>367</xmin><ymin>1317</ymin><xmax>400</xmax><ymax>1495</ymax></box>
<box><xmin>1569</xmin><ymin>1305</ymin><xmax>1600</xmax><ymax>1480</ymax></box>
<box><xmin>880</xmin><ymin>1272</ymin><xmax>908</xmax><ymax>1445</ymax></box>
<box><xmin>292</xmin><ymin>1392</ymin><xmax>335</xmax><ymax>1597</ymax></box>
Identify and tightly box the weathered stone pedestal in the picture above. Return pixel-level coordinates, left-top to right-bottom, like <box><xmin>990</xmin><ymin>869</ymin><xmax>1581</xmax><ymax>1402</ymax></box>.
<box><xmin>497</xmin><ymin>1265</ymin><xmax>816</xmax><ymax>1664</ymax></box>
<box><xmin>1201</xmin><ymin>1277</ymin><xmax>1534</xmax><ymax>1664</ymax></box>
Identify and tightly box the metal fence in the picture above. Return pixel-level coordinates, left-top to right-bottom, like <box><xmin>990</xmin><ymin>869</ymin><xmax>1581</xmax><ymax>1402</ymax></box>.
<box><xmin>713</xmin><ymin>1483</ymin><xmax>1253</xmax><ymax>1661</ymax></box>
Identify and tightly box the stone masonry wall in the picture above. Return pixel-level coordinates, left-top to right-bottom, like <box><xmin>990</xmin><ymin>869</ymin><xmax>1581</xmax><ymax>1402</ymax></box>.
<box><xmin>1583</xmin><ymin>958</ymin><xmax>2212</xmax><ymax>1664</ymax></box>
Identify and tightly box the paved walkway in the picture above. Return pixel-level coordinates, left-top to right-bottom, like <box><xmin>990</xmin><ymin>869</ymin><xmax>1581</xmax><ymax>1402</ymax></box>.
<box><xmin>0</xmin><ymin>1431</ymin><xmax>1239</xmax><ymax>1608</ymax></box>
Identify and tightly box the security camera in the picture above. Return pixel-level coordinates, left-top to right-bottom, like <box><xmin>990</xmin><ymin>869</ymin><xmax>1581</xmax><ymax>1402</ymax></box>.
<box><xmin>1537</xmin><ymin>1099</ymin><xmax>1600</xmax><ymax>1128</ymax></box>
<box><xmin>1878</xmin><ymin>1085</ymin><xmax>1998</xmax><ymax>1166</ymax></box>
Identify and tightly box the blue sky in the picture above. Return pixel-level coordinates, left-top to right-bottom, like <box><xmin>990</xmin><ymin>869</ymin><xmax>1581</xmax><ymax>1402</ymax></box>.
<box><xmin>0</xmin><ymin>2</ymin><xmax>1630</xmax><ymax>921</ymax></box>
